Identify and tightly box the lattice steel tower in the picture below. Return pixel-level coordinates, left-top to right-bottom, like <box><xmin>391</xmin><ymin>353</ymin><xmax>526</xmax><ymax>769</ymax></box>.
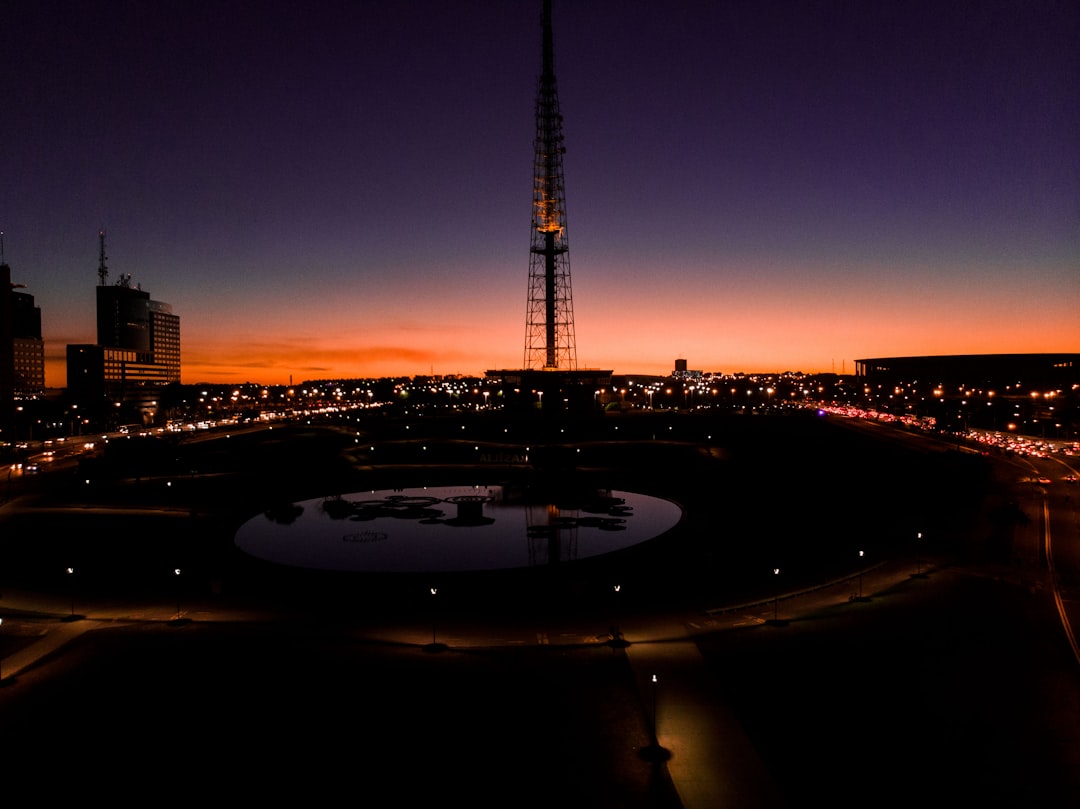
<box><xmin>524</xmin><ymin>0</ymin><xmax>576</xmax><ymax>371</ymax></box>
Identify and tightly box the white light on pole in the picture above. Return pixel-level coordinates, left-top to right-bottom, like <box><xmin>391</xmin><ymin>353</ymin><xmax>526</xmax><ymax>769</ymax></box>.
<box><xmin>430</xmin><ymin>587</ymin><xmax>438</xmax><ymax>646</ymax></box>
<box><xmin>174</xmin><ymin>568</ymin><xmax>182</xmax><ymax>620</ymax></box>
<box><xmin>651</xmin><ymin>674</ymin><xmax>659</xmax><ymax>744</ymax></box>
<box><xmin>613</xmin><ymin>584</ymin><xmax>621</xmax><ymax>641</ymax></box>
<box><xmin>857</xmin><ymin>550</ymin><xmax>865</xmax><ymax>599</ymax></box>
<box><xmin>772</xmin><ymin>568</ymin><xmax>781</xmax><ymax>621</ymax></box>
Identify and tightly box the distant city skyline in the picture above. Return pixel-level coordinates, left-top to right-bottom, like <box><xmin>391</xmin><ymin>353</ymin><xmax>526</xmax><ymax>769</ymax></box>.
<box><xmin>3</xmin><ymin>0</ymin><xmax>1077</xmax><ymax>388</ymax></box>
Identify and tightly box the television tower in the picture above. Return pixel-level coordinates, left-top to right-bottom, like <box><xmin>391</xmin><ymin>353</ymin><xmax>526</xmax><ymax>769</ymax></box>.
<box><xmin>524</xmin><ymin>0</ymin><xmax>576</xmax><ymax>371</ymax></box>
<box><xmin>487</xmin><ymin>0</ymin><xmax>610</xmax><ymax>412</ymax></box>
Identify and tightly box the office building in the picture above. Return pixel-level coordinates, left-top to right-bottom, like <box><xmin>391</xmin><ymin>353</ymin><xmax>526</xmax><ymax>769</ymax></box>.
<box><xmin>1</xmin><ymin>257</ymin><xmax>46</xmax><ymax>441</ymax></box>
<box><xmin>0</xmin><ymin>261</ymin><xmax>14</xmax><ymax>436</ymax></box>
<box><xmin>11</xmin><ymin>285</ymin><xmax>45</xmax><ymax>397</ymax></box>
<box><xmin>67</xmin><ymin>232</ymin><xmax>180</xmax><ymax>425</ymax></box>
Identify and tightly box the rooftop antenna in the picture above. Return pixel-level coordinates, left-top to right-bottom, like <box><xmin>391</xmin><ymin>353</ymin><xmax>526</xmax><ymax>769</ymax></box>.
<box><xmin>97</xmin><ymin>229</ymin><xmax>109</xmax><ymax>286</ymax></box>
<box><xmin>1</xmin><ymin>231</ymin><xmax>5</xmax><ymax>265</ymax></box>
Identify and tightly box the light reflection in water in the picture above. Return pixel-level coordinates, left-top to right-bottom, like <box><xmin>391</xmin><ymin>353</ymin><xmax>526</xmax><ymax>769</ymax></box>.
<box><xmin>235</xmin><ymin>485</ymin><xmax>683</xmax><ymax>573</ymax></box>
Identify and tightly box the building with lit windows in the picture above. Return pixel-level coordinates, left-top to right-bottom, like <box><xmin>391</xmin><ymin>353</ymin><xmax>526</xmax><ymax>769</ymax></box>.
<box><xmin>67</xmin><ymin>276</ymin><xmax>181</xmax><ymax>426</ymax></box>
<box><xmin>2</xmin><ymin>260</ymin><xmax>46</xmax><ymax>441</ymax></box>
<box><xmin>0</xmin><ymin>261</ymin><xmax>14</xmax><ymax>435</ymax></box>
<box><xmin>11</xmin><ymin>287</ymin><xmax>45</xmax><ymax>397</ymax></box>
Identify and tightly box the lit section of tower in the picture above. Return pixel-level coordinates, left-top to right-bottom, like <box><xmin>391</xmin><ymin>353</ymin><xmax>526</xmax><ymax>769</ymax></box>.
<box><xmin>524</xmin><ymin>0</ymin><xmax>576</xmax><ymax>371</ymax></box>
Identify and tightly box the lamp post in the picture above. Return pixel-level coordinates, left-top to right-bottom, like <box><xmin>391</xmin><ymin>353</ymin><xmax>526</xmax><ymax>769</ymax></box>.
<box><xmin>613</xmin><ymin>584</ymin><xmax>622</xmax><ymax>643</ymax></box>
<box><xmin>66</xmin><ymin>566</ymin><xmax>76</xmax><ymax>619</ymax></box>
<box><xmin>772</xmin><ymin>567</ymin><xmax>781</xmax><ymax>621</ymax></box>
<box><xmin>651</xmin><ymin>674</ymin><xmax>659</xmax><ymax>744</ymax></box>
<box><xmin>857</xmin><ymin>550</ymin><xmax>865</xmax><ymax>600</ymax></box>
<box><xmin>173</xmin><ymin>568</ymin><xmax>182</xmax><ymax>621</ymax></box>
<box><xmin>430</xmin><ymin>587</ymin><xmax>438</xmax><ymax>646</ymax></box>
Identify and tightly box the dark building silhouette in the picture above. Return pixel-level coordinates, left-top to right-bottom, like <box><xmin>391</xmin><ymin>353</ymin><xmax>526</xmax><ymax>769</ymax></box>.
<box><xmin>11</xmin><ymin>284</ymin><xmax>44</xmax><ymax>397</ymax></box>
<box><xmin>855</xmin><ymin>353</ymin><xmax>1080</xmax><ymax>440</ymax></box>
<box><xmin>672</xmin><ymin>358</ymin><xmax>702</xmax><ymax>380</ymax></box>
<box><xmin>1</xmin><ymin>255</ymin><xmax>45</xmax><ymax>440</ymax></box>
<box><xmin>67</xmin><ymin>231</ymin><xmax>180</xmax><ymax>425</ymax></box>
<box><xmin>855</xmin><ymin>353</ymin><xmax>1079</xmax><ymax>391</ymax></box>
<box><xmin>92</xmin><ymin>284</ymin><xmax>181</xmax><ymax>381</ymax></box>
<box><xmin>0</xmin><ymin>260</ymin><xmax>14</xmax><ymax>436</ymax></box>
<box><xmin>487</xmin><ymin>0</ymin><xmax>610</xmax><ymax>412</ymax></box>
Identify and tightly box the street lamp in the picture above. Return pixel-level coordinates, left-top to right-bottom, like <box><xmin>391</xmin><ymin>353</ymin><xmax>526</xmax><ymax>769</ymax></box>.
<box><xmin>430</xmin><ymin>587</ymin><xmax>439</xmax><ymax>647</ymax></box>
<box><xmin>651</xmin><ymin>674</ymin><xmax>659</xmax><ymax>744</ymax></box>
<box><xmin>174</xmin><ymin>568</ymin><xmax>182</xmax><ymax>621</ymax></box>
<box><xmin>612</xmin><ymin>584</ymin><xmax>622</xmax><ymax>644</ymax></box>
<box><xmin>66</xmin><ymin>566</ymin><xmax>76</xmax><ymax>619</ymax></box>
<box><xmin>772</xmin><ymin>567</ymin><xmax>781</xmax><ymax>622</ymax></box>
<box><xmin>855</xmin><ymin>550</ymin><xmax>866</xmax><ymax>600</ymax></box>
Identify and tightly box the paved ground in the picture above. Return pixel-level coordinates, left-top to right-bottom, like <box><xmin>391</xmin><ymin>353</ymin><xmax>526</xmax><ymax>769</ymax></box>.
<box><xmin>3</xmin><ymin>559</ymin><xmax>1078</xmax><ymax>807</ymax></box>
<box><xmin>2</xmin><ymin>413</ymin><xmax>1080</xmax><ymax>806</ymax></box>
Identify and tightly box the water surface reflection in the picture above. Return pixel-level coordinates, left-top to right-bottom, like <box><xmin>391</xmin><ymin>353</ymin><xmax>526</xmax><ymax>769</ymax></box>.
<box><xmin>235</xmin><ymin>485</ymin><xmax>682</xmax><ymax>573</ymax></box>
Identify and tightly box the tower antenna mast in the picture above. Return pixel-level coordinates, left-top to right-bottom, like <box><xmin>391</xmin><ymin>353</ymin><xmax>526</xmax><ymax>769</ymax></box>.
<box><xmin>97</xmin><ymin>229</ymin><xmax>109</xmax><ymax>287</ymax></box>
<box><xmin>524</xmin><ymin>0</ymin><xmax>576</xmax><ymax>370</ymax></box>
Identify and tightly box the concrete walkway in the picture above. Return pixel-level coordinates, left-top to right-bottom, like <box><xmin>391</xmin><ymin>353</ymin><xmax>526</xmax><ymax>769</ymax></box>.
<box><xmin>622</xmin><ymin>610</ymin><xmax>784</xmax><ymax>809</ymax></box>
<box><xmin>0</xmin><ymin>588</ymin><xmax>276</xmax><ymax>684</ymax></box>
<box><xmin>0</xmin><ymin>614</ymin><xmax>90</xmax><ymax>681</ymax></box>
<box><xmin>618</xmin><ymin>559</ymin><xmax>936</xmax><ymax>809</ymax></box>
<box><xmin>1</xmin><ymin>562</ymin><xmax>927</xmax><ymax>808</ymax></box>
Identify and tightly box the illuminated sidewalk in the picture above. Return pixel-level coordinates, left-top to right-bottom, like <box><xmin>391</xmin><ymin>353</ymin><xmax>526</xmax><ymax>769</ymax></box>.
<box><xmin>621</xmin><ymin>611</ymin><xmax>784</xmax><ymax>809</ymax></box>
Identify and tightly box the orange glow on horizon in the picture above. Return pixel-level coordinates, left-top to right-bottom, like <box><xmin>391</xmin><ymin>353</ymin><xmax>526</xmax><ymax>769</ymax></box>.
<box><xmin>40</xmin><ymin>284</ymin><xmax>1079</xmax><ymax>388</ymax></box>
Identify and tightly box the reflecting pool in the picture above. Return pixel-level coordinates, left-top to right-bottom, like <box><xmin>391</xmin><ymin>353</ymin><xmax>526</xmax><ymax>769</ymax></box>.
<box><xmin>235</xmin><ymin>485</ymin><xmax>683</xmax><ymax>573</ymax></box>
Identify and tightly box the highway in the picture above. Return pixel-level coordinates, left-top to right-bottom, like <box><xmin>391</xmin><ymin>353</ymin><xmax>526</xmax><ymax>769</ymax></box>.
<box><xmin>1021</xmin><ymin>451</ymin><xmax>1080</xmax><ymax>666</ymax></box>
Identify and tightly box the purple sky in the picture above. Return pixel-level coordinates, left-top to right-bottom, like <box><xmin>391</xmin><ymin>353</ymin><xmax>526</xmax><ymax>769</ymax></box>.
<box><xmin>4</xmin><ymin>0</ymin><xmax>1078</xmax><ymax>385</ymax></box>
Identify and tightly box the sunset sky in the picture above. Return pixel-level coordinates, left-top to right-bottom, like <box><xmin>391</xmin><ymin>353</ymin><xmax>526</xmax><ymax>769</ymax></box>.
<box><xmin>4</xmin><ymin>0</ymin><xmax>1078</xmax><ymax>387</ymax></box>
